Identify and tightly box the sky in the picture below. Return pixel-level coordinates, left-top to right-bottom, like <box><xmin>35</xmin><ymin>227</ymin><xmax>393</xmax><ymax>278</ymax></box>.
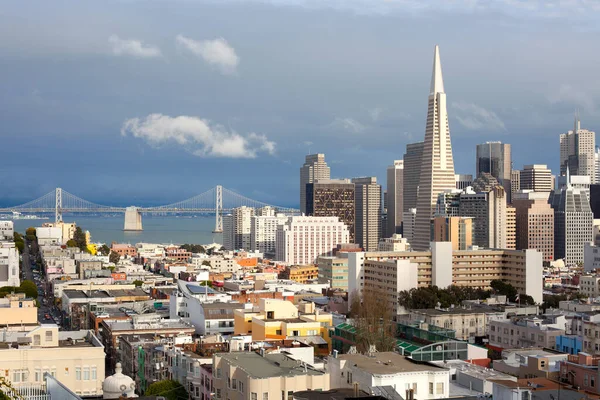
<box><xmin>1</xmin><ymin>0</ymin><xmax>599</xmax><ymax>208</ymax></box>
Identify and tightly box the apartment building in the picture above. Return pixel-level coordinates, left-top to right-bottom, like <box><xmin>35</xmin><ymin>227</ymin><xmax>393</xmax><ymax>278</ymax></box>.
<box><xmin>0</xmin><ymin>220</ymin><xmax>14</xmax><ymax>240</ymax></box>
<box><xmin>488</xmin><ymin>315</ymin><xmax>567</xmax><ymax>350</ymax></box>
<box><xmin>378</xmin><ymin>234</ymin><xmax>410</xmax><ymax>252</ymax></box>
<box><xmin>0</xmin><ymin>293</ymin><xmax>37</xmax><ymax>329</ymax></box>
<box><xmin>348</xmin><ymin>243</ymin><xmax>543</xmax><ymax>312</ymax></box>
<box><xmin>317</xmin><ymin>256</ymin><xmax>349</xmax><ymax>290</ymax></box>
<box><xmin>0</xmin><ymin>324</ymin><xmax>105</xmax><ymax>397</ymax></box>
<box><xmin>408</xmin><ymin>308</ymin><xmax>506</xmax><ymax>341</ymax></box>
<box><xmin>579</xmin><ymin>275</ymin><xmax>600</xmax><ymax>298</ymax></box>
<box><xmin>213</xmin><ymin>352</ymin><xmax>329</xmax><ymax>400</ymax></box>
<box><xmin>110</xmin><ymin>243</ymin><xmax>137</xmax><ymax>258</ymax></box>
<box><xmin>0</xmin><ymin>241</ymin><xmax>20</xmax><ymax>287</ymax></box>
<box><xmin>352</xmin><ymin>177</ymin><xmax>381</xmax><ymax>251</ymax></box>
<box><xmin>279</xmin><ymin>265</ymin><xmax>319</xmax><ymax>283</ymax></box>
<box><xmin>492</xmin><ymin>348</ymin><xmax>568</xmax><ymax>379</ymax></box>
<box><xmin>512</xmin><ymin>191</ymin><xmax>554</xmax><ymax>261</ymax></box>
<box><xmin>432</xmin><ymin>216</ymin><xmax>473</xmax><ymax>250</ymax></box>
<box><xmin>251</xmin><ymin>213</ymin><xmax>289</xmax><ymax>254</ymax></box>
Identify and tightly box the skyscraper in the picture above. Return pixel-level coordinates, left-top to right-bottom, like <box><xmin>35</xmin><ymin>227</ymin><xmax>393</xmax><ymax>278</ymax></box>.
<box><xmin>559</xmin><ymin>117</ymin><xmax>596</xmax><ymax>183</ymax></box>
<box><xmin>513</xmin><ymin>191</ymin><xmax>554</xmax><ymax>261</ymax></box>
<box><xmin>353</xmin><ymin>177</ymin><xmax>381</xmax><ymax>251</ymax></box>
<box><xmin>300</xmin><ymin>154</ymin><xmax>330</xmax><ymax>214</ymax></box>
<box><xmin>476</xmin><ymin>141</ymin><xmax>512</xmax><ymax>202</ymax></box>
<box><xmin>386</xmin><ymin>160</ymin><xmax>403</xmax><ymax>237</ymax></box>
<box><xmin>413</xmin><ymin>45</ymin><xmax>456</xmax><ymax>250</ymax></box>
<box><xmin>403</xmin><ymin>142</ymin><xmax>424</xmax><ymax>212</ymax></box>
<box><xmin>520</xmin><ymin>165</ymin><xmax>553</xmax><ymax>192</ymax></box>
<box><xmin>306</xmin><ymin>179</ymin><xmax>355</xmax><ymax>242</ymax></box>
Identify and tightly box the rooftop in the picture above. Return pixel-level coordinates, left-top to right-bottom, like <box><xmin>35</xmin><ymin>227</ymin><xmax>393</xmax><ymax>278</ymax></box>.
<box><xmin>411</xmin><ymin>307</ymin><xmax>504</xmax><ymax>316</ymax></box>
<box><xmin>337</xmin><ymin>352</ymin><xmax>446</xmax><ymax>374</ymax></box>
<box><xmin>217</xmin><ymin>352</ymin><xmax>325</xmax><ymax>378</ymax></box>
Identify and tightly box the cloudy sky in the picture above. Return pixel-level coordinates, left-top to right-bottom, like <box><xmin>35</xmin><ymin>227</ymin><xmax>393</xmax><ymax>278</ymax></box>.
<box><xmin>1</xmin><ymin>0</ymin><xmax>598</xmax><ymax>207</ymax></box>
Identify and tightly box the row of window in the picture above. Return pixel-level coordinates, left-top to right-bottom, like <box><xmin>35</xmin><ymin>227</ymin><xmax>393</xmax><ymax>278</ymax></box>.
<box><xmin>11</xmin><ymin>366</ymin><xmax>97</xmax><ymax>383</ymax></box>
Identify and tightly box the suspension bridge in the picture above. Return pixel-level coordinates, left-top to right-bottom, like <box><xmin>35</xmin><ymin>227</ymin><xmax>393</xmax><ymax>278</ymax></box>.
<box><xmin>0</xmin><ymin>186</ymin><xmax>299</xmax><ymax>232</ymax></box>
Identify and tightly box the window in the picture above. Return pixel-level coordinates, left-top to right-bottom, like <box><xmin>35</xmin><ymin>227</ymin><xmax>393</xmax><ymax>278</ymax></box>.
<box><xmin>91</xmin><ymin>367</ymin><xmax>96</xmax><ymax>380</ymax></box>
<box><xmin>83</xmin><ymin>368</ymin><xmax>90</xmax><ymax>381</ymax></box>
<box><xmin>429</xmin><ymin>383</ymin><xmax>434</xmax><ymax>395</ymax></box>
<box><xmin>521</xmin><ymin>392</ymin><xmax>530</xmax><ymax>400</ymax></box>
<box><xmin>51</xmin><ymin>368</ymin><xmax>56</xmax><ymax>377</ymax></box>
<box><xmin>585</xmin><ymin>375</ymin><xmax>589</xmax><ymax>386</ymax></box>
<box><xmin>412</xmin><ymin>383</ymin><xmax>417</xmax><ymax>393</ymax></box>
<box><xmin>593</xmin><ymin>377</ymin><xmax>596</xmax><ymax>388</ymax></box>
<box><xmin>276</xmin><ymin>330</ymin><xmax>282</xmax><ymax>335</ymax></box>
<box><xmin>288</xmin><ymin>391</ymin><xmax>293</xmax><ymax>400</ymax></box>
<box><xmin>282</xmin><ymin>391</ymin><xmax>285</xmax><ymax>400</ymax></box>
<box><xmin>263</xmin><ymin>393</ymin><xmax>269</xmax><ymax>400</ymax></box>
<box><xmin>232</xmin><ymin>379</ymin><xmax>237</xmax><ymax>390</ymax></box>
<box><xmin>206</xmin><ymin>321</ymin><xmax>211</xmax><ymax>328</ymax></box>
<box><xmin>436</xmin><ymin>383</ymin><xmax>444</xmax><ymax>395</ymax></box>
<box><xmin>252</xmin><ymin>393</ymin><xmax>258</xmax><ymax>400</ymax></box>
<box><xmin>76</xmin><ymin>367</ymin><xmax>81</xmax><ymax>381</ymax></box>
<box><xmin>34</xmin><ymin>369</ymin><xmax>41</xmax><ymax>382</ymax></box>
<box><xmin>216</xmin><ymin>389</ymin><xmax>221</xmax><ymax>399</ymax></box>
<box><xmin>34</xmin><ymin>335</ymin><xmax>40</xmax><ymax>346</ymax></box>
<box><xmin>239</xmin><ymin>382</ymin><xmax>244</xmax><ymax>393</ymax></box>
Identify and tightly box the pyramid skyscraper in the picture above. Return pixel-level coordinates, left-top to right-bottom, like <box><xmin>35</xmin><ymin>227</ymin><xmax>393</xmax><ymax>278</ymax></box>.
<box><xmin>412</xmin><ymin>45</ymin><xmax>456</xmax><ymax>250</ymax></box>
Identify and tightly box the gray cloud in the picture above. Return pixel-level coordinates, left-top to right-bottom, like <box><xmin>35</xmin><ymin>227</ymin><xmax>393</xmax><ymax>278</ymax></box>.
<box><xmin>452</xmin><ymin>102</ymin><xmax>506</xmax><ymax>131</ymax></box>
<box><xmin>108</xmin><ymin>35</ymin><xmax>162</xmax><ymax>58</ymax></box>
<box><xmin>121</xmin><ymin>114</ymin><xmax>275</xmax><ymax>158</ymax></box>
<box><xmin>329</xmin><ymin>117</ymin><xmax>366</xmax><ymax>133</ymax></box>
<box><xmin>176</xmin><ymin>35</ymin><xmax>239</xmax><ymax>75</ymax></box>
<box><xmin>547</xmin><ymin>84</ymin><xmax>596</xmax><ymax>114</ymax></box>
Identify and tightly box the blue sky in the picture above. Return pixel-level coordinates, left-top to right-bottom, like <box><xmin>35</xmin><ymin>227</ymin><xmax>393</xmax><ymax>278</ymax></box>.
<box><xmin>1</xmin><ymin>0</ymin><xmax>599</xmax><ymax>208</ymax></box>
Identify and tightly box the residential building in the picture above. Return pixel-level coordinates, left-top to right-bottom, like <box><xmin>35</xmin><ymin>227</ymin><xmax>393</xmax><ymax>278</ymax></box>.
<box><xmin>275</xmin><ymin>216</ymin><xmax>350</xmax><ymax>265</ymax></box>
<box><xmin>386</xmin><ymin>160</ymin><xmax>404</xmax><ymax>237</ymax></box>
<box><xmin>403</xmin><ymin>142</ymin><xmax>424</xmax><ymax>212</ymax></box>
<box><xmin>280</xmin><ymin>265</ymin><xmax>319</xmax><ymax>283</ymax></box>
<box><xmin>455</xmin><ymin>174</ymin><xmax>473</xmax><ymax>190</ymax></box>
<box><xmin>0</xmin><ymin>324</ymin><xmax>105</xmax><ymax>397</ymax></box>
<box><xmin>352</xmin><ymin>177</ymin><xmax>381</xmax><ymax>251</ymax></box>
<box><xmin>550</xmin><ymin>181</ymin><xmax>593</xmax><ymax>266</ymax></box>
<box><xmin>378</xmin><ymin>234</ymin><xmax>410</xmax><ymax>252</ymax></box>
<box><xmin>348</xmin><ymin>245</ymin><xmax>544</xmax><ymax>311</ymax></box>
<box><xmin>520</xmin><ymin>165</ymin><xmax>553</xmax><ymax>192</ymax></box>
<box><xmin>491</xmin><ymin>378</ymin><xmax>573</xmax><ymax>400</ymax></box>
<box><xmin>584</xmin><ymin>244</ymin><xmax>600</xmax><ymax>272</ymax></box>
<box><xmin>512</xmin><ymin>191</ymin><xmax>554</xmax><ymax>261</ymax></box>
<box><xmin>476</xmin><ymin>142</ymin><xmax>512</xmax><ymax>203</ymax></box>
<box><xmin>432</xmin><ymin>216</ymin><xmax>473</xmax><ymax>250</ymax></box>
<box><xmin>317</xmin><ymin>256</ymin><xmax>349</xmax><ymax>290</ymax></box>
<box><xmin>402</xmin><ymin>209</ymin><xmax>417</xmax><ymax>243</ymax></box>
<box><xmin>579</xmin><ymin>274</ymin><xmax>600</xmax><ymax>297</ymax></box>
<box><xmin>212</xmin><ymin>351</ymin><xmax>329</xmax><ymax>400</ymax></box>
<box><xmin>408</xmin><ymin>308</ymin><xmax>506</xmax><ymax>341</ymax></box>
<box><xmin>223</xmin><ymin>206</ymin><xmax>255</xmax><ymax>251</ymax></box>
<box><xmin>414</xmin><ymin>45</ymin><xmax>456</xmax><ymax>250</ymax></box>
<box><xmin>0</xmin><ymin>241</ymin><xmax>19</xmax><ymax>287</ymax></box>
<box><xmin>559</xmin><ymin>353</ymin><xmax>600</xmax><ymax>394</ymax></box>
<box><xmin>251</xmin><ymin>213</ymin><xmax>289</xmax><ymax>255</ymax></box>
<box><xmin>306</xmin><ymin>179</ymin><xmax>355</xmax><ymax>242</ymax></box>
<box><xmin>328</xmin><ymin>352</ymin><xmax>450</xmax><ymax>399</ymax></box>
<box><xmin>506</xmin><ymin>205</ymin><xmax>516</xmax><ymax>249</ymax></box>
<box><xmin>300</xmin><ymin>153</ymin><xmax>331</xmax><ymax>215</ymax></box>
<box><xmin>36</xmin><ymin>226</ymin><xmax>64</xmax><ymax>245</ymax></box>
<box><xmin>0</xmin><ymin>220</ymin><xmax>14</xmax><ymax>240</ymax></box>
<box><xmin>560</xmin><ymin>116</ymin><xmax>596</xmax><ymax>183</ymax></box>
<box><xmin>487</xmin><ymin>315</ymin><xmax>567</xmax><ymax>351</ymax></box>
<box><xmin>0</xmin><ymin>293</ymin><xmax>37</xmax><ymax>329</ymax></box>
<box><xmin>110</xmin><ymin>243</ymin><xmax>137</xmax><ymax>258</ymax></box>
<box><xmin>511</xmin><ymin>169</ymin><xmax>521</xmax><ymax>201</ymax></box>
<box><xmin>492</xmin><ymin>348</ymin><xmax>568</xmax><ymax>379</ymax></box>
<box><xmin>165</xmin><ymin>246</ymin><xmax>192</xmax><ymax>261</ymax></box>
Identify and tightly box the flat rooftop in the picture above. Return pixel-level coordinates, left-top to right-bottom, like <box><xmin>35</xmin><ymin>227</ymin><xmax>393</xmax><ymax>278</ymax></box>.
<box><xmin>217</xmin><ymin>352</ymin><xmax>325</xmax><ymax>378</ymax></box>
<box><xmin>412</xmin><ymin>308</ymin><xmax>504</xmax><ymax>316</ymax></box>
<box><xmin>337</xmin><ymin>352</ymin><xmax>445</xmax><ymax>374</ymax></box>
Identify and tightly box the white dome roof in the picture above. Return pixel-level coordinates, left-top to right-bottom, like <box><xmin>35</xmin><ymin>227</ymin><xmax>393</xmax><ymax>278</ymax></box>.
<box><xmin>103</xmin><ymin>363</ymin><xmax>137</xmax><ymax>399</ymax></box>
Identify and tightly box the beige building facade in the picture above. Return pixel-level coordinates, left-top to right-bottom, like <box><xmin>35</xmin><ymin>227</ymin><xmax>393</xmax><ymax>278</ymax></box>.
<box><xmin>513</xmin><ymin>191</ymin><xmax>554</xmax><ymax>261</ymax></box>
<box><xmin>432</xmin><ymin>216</ymin><xmax>472</xmax><ymax>250</ymax></box>
<box><xmin>0</xmin><ymin>293</ymin><xmax>37</xmax><ymax>329</ymax></box>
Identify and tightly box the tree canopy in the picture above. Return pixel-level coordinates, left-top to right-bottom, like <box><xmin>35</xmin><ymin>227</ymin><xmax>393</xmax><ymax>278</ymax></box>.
<box><xmin>73</xmin><ymin>227</ymin><xmax>87</xmax><ymax>252</ymax></box>
<box><xmin>349</xmin><ymin>289</ymin><xmax>397</xmax><ymax>353</ymax></box>
<box><xmin>398</xmin><ymin>285</ymin><xmax>491</xmax><ymax>310</ymax></box>
<box><xmin>66</xmin><ymin>239</ymin><xmax>78</xmax><ymax>248</ymax></box>
<box><xmin>132</xmin><ymin>280</ymin><xmax>144</xmax><ymax>287</ymax></box>
<box><xmin>98</xmin><ymin>244</ymin><xmax>111</xmax><ymax>256</ymax></box>
<box><xmin>181</xmin><ymin>244</ymin><xmax>206</xmax><ymax>253</ymax></box>
<box><xmin>144</xmin><ymin>380</ymin><xmax>188</xmax><ymax>400</ymax></box>
<box><xmin>0</xmin><ymin>280</ymin><xmax>38</xmax><ymax>299</ymax></box>
<box><xmin>13</xmin><ymin>232</ymin><xmax>24</xmax><ymax>254</ymax></box>
<box><xmin>109</xmin><ymin>251</ymin><xmax>120</xmax><ymax>264</ymax></box>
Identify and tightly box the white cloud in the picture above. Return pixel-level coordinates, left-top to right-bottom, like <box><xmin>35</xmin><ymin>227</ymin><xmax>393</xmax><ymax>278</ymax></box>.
<box><xmin>329</xmin><ymin>117</ymin><xmax>366</xmax><ymax>133</ymax></box>
<box><xmin>452</xmin><ymin>102</ymin><xmax>506</xmax><ymax>131</ymax></box>
<box><xmin>369</xmin><ymin>107</ymin><xmax>384</xmax><ymax>121</ymax></box>
<box><xmin>176</xmin><ymin>35</ymin><xmax>239</xmax><ymax>75</ymax></box>
<box><xmin>548</xmin><ymin>84</ymin><xmax>596</xmax><ymax>114</ymax></box>
<box><xmin>108</xmin><ymin>35</ymin><xmax>162</xmax><ymax>58</ymax></box>
<box><xmin>121</xmin><ymin>114</ymin><xmax>275</xmax><ymax>158</ymax></box>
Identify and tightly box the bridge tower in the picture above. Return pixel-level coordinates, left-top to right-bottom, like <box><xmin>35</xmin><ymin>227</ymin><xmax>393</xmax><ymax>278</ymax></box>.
<box><xmin>213</xmin><ymin>185</ymin><xmax>223</xmax><ymax>233</ymax></box>
<box><xmin>55</xmin><ymin>187</ymin><xmax>63</xmax><ymax>223</ymax></box>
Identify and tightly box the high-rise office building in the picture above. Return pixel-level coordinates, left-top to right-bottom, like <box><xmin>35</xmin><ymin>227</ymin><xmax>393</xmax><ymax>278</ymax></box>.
<box><xmin>403</xmin><ymin>142</ymin><xmax>424</xmax><ymax>212</ymax></box>
<box><xmin>414</xmin><ymin>45</ymin><xmax>456</xmax><ymax>250</ymax></box>
<box><xmin>299</xmin><ymin>154</ymin><xmax>330</xmax><ymax>214</ymax></box>
<box><xmin>251</xmin><ymin>212</ymin><xmax>289</xmax><ymax>255</ymax></box>
<box><xmin>512</xmin><ymin>191</ymin><xmax>554</xmax><ymax>262</ymax></box>
<box><xmin>306</xmin><ymin>179</ymin><xmax>355</xmax><ymax>242</ymax></box>
<box><xmin>595</xmin><ymin>147</ymin><xmax>600</xmax><ymax>184</ymax></box>
<box><xmin>472</xmin><ymin>172</ymin><xmax>500</xmax><ymax>193</ymax></box>
<box><xmin>459</xmin><ymin>186</ymin><xmax>508</xmax><ymax>249</ymax></box>
<box><xmin>511</xmin><ymin>169</ymin><xmax>521</xmax><ymax>200</ymax></box>
<box><xmin>386</xmin><ymin>160</ymin><xmax>403</xmax><ymax>237</ymax></box>
<box><xmin>455</xmin><ymin>174</ymin><xmax>473</xmax><ymax>190</ymax></box>
<box><xmin>506</xmin><ymin>205</ymin><xmax>516</xmax><ymax>250</ymax></box>
<box><xmin>476</xmin><ymin>142</ymin><xmax>512</xmax><ymax>202</ymax></box>
<box><xmin>590</xmin><ymin>184</ymin><xmax>600</xmax><ymax>219</ymax></box>
<box><xmin>402</xmin><ymin>208</ymin><xmax>417</xmax><ymax>244</ymax></box>
<box><xmin>560</xmin><ymin>117</ymin><xmax>596</xmax><ymax>183</ymax></box>
<box><xmin>520</xmin><ymin>165</ymin><xmax>553</xmax><ymax>192</ymax></box>
<box><xmin>550</xmin><ymin>181</ymin><xmax>593</xmax><ymax>266</ymax></box>
<box><xmin>432</xmin><ymin>216</ymin><xmax>473</xmax><ymax>250</ymax></box>
<box><xmin>352</xmin><ymin>177</ymin><xmax>381</xmax><ymax>251</ymax></box>
<box><xmin>435</xmin><ymin>189</ymin><xmax>462</xmax><ymax>217</ymax></box>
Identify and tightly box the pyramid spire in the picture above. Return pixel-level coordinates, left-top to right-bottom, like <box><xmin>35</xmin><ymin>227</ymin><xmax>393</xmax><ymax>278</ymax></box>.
<box><xmin>429</xmin><ymin>45</ymin><xmax>445</xmax><ymax>95</ymax></box>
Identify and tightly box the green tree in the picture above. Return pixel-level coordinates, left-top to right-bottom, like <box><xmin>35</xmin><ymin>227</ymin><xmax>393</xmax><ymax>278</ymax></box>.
<box><xmin>144</xmin><ymin>380</ymin><xmax>188</xmax><ymax>400</ymax></box>
<box><xmin>73</xmin><ymin>227</ymin><xmax>87</xmax><ymax>251</ymax></box>
<box><xmin>20</xmin><ymin>280</ymin><xmax>38</xmax><ymax>299</ymax></box>
<box><xmin>25</xmin><ymin>227</ymin><xmax>36</xmax><ymax>237</ymax></box>
<box><xmin>109</xmin><ymin>251</ymin><xmax>120</xmax><ymax>264</ymax></box>
<box><xmin>132</xmin><ymin>280</ymin><xmax>144</xmax><ymax>287</ymax></box>
<box><xmin>13</xmin><ymin>232</ymin><xmax>24</xmax><ymax>254</ymax></box>
<box><xmin>201</xmin><ymin>260</ymin><xmax>211</xmax><ymax>267</ymax></box>
<box><xmin>490</xmin><ymin>280</ymin><xmax>518</xmax><ymax>300</ymax></box>
<box><xmin>98</xmin><ymin>244</ymin><xmax>110</xmax><ymax>256</ymax></box>
<box><xmin>66</xmin><ymin>239</ymin><xmax>78</xmax><ymax>248</ymax></box>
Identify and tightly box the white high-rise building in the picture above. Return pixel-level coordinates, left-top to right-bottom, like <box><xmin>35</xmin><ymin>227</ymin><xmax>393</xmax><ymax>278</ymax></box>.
<box><xmin>275</xmin><ymin>216</ymin><xmax>350</xmax><ymax>265</ymax></box>
<box><xmin>560</xmin><ymin>116</ymin><xmax>596</xmax><ymax>183</ymax></box>
<box><xmin>386</xmin><ymin>160</ymin><xmax>404</xmax><ymax>237</ymax></box>
<box><xmin>0</xmin><ymin>242</ymin><xmax>20</xmax><ymax>287</ymax></box>
<box><xmin>300</xmin><ymin>154</ymin><xmax>330</xmax><ymax>214</ymax></box>
<box><xmin>353</xmin><ymin>177</ymin><xmax>381</xmax><ymax>251</ymax></box>
<box><xmin>414</xmin><ymin>45</ymin><xmax>456</xmax><ymax>250</ymax></box>
<box><xmin>222</xmin><ymin>206</ymin><xmax>255</xmax><ymax>251</ymax></box>
<box><xmin>251</xmin><ymin>213</ymin><xmax>289</xmax><ymax>255</ymax></box>
<box><xmin>595</xmin><ymin>147</ymin><xmax>600</xmax><ymax>184</ymax></box>
<box><xmin>402</xmin><ymin>208</ymin><xmax>417</xmax><ymax>244</ymax></box>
